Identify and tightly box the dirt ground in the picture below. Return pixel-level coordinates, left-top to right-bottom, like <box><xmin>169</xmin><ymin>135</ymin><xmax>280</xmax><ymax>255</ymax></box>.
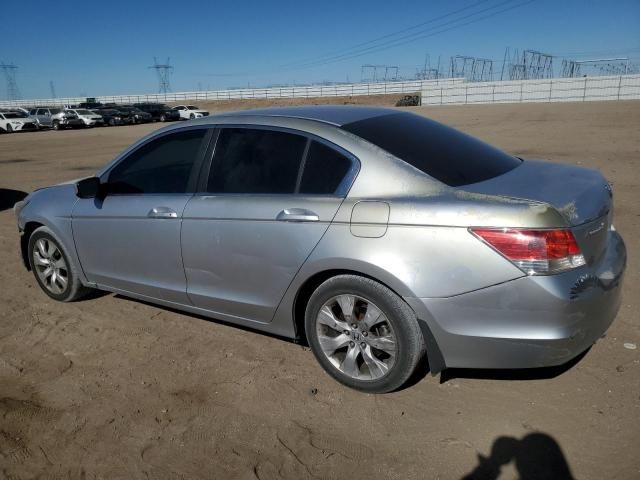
<box><xmin>0</xmin><ymin>100</ymin><xmax>638</xmax><ymax>479</ymax></box>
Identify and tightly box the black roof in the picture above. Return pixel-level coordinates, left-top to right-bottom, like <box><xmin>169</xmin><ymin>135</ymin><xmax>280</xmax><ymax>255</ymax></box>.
<box><xmin>217</xmin><ymin>105</ymin><xmax>397</xmax><ymax>127</ymax></box>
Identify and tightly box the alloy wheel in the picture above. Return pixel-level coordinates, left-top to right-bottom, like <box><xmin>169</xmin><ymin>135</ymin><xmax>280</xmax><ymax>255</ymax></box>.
<box><xmin>32</xmin><ymin>238</ymin><xmax>68</xmax><ymax>295</ymax></box>
<box><xmin>315</xmin><ymin>294</ymin><xmax>396</xmax><ymax>380</ymax></box>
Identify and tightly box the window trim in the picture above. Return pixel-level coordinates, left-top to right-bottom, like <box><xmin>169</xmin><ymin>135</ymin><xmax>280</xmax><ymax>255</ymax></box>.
<box><xmin>100</xmin><ymin>125</ymin><xmax>214</xmax><ymax>197</ymax></box>
<box><xmin>196</xmin><ymin>124</ymin><xmax>360</xmax><ymax>198</ymax></box>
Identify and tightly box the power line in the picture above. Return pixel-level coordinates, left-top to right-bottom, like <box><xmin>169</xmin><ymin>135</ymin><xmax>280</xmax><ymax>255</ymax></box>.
<box><xmin>280</xmin><ymin>0</ymin><xmax>493</xmax><ymax>67</ymax></box>
<box><xmin>286</xmin><ymin>0</ymin><xmax>535</xmax><ymax>69</ymax></box>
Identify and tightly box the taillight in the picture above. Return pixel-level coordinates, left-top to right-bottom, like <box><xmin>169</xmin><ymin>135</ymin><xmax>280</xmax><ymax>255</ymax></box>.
<box><xmin>470</xmin><ymin>228</ymin><xmax>586</xmax><ymax>275</ymax></box>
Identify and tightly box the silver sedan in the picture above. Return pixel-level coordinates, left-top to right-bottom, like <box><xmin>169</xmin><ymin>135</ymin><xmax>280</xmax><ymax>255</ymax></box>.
<box><xmin>14</xmin><ymin>106</ymin><xmax>627</xmax><ymax>392</ymax></box>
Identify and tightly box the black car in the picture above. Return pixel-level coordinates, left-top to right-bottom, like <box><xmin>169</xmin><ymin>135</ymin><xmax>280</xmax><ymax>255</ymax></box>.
<box><xmin>118</xmin><ymin>105</ymin><xmax>153</xmax><ymax>124</ymax></box>
<box><xmin>133</xmin><ymin>103</ymin><xmax>180</xmax><ymax>122</ymax></box>
<box><xmin>91</xmin><ymin>108</ymin><xmax>129</xmax><ymax>126</ymax></box>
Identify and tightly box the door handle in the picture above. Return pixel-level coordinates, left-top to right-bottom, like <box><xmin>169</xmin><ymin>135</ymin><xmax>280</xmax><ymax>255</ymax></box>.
<box><xmin>148</xmin><ymin>206</ymin><xmax>178</xmax><ymax>219</ymax></box>
<box><xmin>276</xmin><ymin>208</ymin><xmax>319</xmax><ymax>222</ymax></box>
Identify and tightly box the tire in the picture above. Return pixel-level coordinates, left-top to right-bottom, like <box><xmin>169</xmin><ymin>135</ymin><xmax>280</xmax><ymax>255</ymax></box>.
<box><xmin>28</xmin><ymin>227</ymin><xmax>91</xmax><ymax>302</ymax></box>
<box><xmin>160</xmin><ymin>114</ymin><xmax>166</xmax><ymax>122</ymax></box>
<box><xmin>109</xmin><ymin>118</ymin><xmax>116</xmax><ymax>126</ymax></box>
<box><xmin>305</xmin><ymin>275</ymin><xmax>426</xmax><ymax>393</ymax></box>
<box><xmin>190</xmin><ymin>113</ymin><xmax>195</xmax><ymax>119</ymax></box>
<box><xmin>6</xmin><ymin>124</ymin><xmax>13</xmax><ymax>133</ymax></box>
<box><xmin>52</xmin><ymin>120</ymin><xmax>61</xmax><ymax>131</ymax></box>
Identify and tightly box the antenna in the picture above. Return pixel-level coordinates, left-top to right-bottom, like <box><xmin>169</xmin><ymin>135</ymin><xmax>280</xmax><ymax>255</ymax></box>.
<box><xmin>148</xmin><ymin>57</ymin><xmax>174</xmax><ymax>94</ymax></box>
<box><xmin>0</xmin><ymin>61</ymin><xmax>20</xmax><ymax>100</ymax></box>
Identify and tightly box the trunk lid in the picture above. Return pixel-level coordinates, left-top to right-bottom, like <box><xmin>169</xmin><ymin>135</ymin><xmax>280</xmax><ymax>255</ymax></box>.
<box><xmin>462</xmin><ymin>159</ymin><xmax>613</xmax><ymax>266</ymax></box>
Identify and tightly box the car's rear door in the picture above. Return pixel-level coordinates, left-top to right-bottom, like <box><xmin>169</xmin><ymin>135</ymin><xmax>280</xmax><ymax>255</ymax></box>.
<box><xmin>181</xmin><ymin>126</ymin><xmax>357</xmax><ymax>324</ymax></box>
<box><xmin>72</xmin><ymin>127</ymin><xmax>212</xmax><ymax>303</ymax></box>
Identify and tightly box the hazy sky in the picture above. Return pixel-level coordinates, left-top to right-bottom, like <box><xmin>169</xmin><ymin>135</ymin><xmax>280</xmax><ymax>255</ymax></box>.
<box><xmin>3</xmin><ymin>0</ymin><xmax>639</xmax><ymax>99</ymax></box>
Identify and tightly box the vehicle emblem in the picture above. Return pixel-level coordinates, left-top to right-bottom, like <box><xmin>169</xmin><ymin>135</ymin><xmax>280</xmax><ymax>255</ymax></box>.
<box><xmin>587</xmin><ymin>222</ymin><xmax>605</xmax><ymax>237</ymax></box>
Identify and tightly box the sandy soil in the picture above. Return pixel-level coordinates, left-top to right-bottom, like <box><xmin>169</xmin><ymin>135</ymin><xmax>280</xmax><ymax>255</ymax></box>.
<box><xmin>0</xmin><ymin>100</ymin><xmax>639</xmax><ymax>479</ymax></box>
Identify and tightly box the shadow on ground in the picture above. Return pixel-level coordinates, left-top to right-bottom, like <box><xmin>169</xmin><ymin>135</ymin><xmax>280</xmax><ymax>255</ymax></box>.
<box><xmin>462</xmin><ymin>432</ymin><xmax>575</xmax><ymax>480</ymax></box>
<box><xmin>0</xmin><ymin>189</ymin><xmax>28</xmax><ymax>212</ymax></box>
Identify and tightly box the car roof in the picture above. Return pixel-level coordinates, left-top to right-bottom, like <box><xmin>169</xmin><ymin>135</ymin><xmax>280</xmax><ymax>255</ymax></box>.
<box><xmin>211</xmin><ymin>105</ymin><xmax>397</xmax><ymax>127</ymax></box>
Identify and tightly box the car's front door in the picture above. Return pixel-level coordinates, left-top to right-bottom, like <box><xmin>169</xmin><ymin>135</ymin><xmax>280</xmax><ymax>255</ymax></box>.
<box><xmin>181</xmin><ymin>127</ymin><xmax>357</xmax><ymax>324</ymax></box>
<box><xmin>72</xmin><ymin>127</ymin><xmax>211</xmax><ymax>303</ymax></box>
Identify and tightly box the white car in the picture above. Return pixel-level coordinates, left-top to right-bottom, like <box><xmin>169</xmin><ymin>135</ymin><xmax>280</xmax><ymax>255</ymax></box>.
<box><xmin>0</xmin><ymin>111</ymin><xmax>38</xmax><ymax>133</ymax></box>
<box><xmin>66</xmin><ymin>108</ymin><xmax>104</xmax><ymax>127</ymax></box>
<box><xmin>173</xmin><ymin>105</ymin><xmax>209</xmax><ymax>120</ymax></box>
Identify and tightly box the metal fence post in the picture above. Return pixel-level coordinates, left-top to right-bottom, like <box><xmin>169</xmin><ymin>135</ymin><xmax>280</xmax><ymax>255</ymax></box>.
<box><xmin>548</xmin><ymin>80</ymin><xmax>553</xmax><ymax>102</ymax></box>
<box><xmin>492</xmin><ymin>85</ymin><xmax>495</xmax><ymax>103</ymax></box>
<box><xmin>617</xmin><ymin>75</ymin><xmax>622</xmax><ymax>100</ymax></box>
<box><xmin>520</xmin><ymin>84</ymin><xmax>523</xmax><ymax>102</ymax></box>
<box><xmin>465</xmin><ymin>85</ymin><xmax>468</xmax><ymax>104</ymax></box>
<box><xmin>583</xmin><ymin>77</ymin><xmax>587</xmax><ymax>101</ymax></box>
<box><xmin>440</xmin><ymin>87</ymin><xmax>443</xmax><ymax>104</ymax></box>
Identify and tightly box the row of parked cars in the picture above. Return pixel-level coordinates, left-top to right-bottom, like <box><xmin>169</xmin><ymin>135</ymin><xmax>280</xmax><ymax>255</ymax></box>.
<box><xmin>0</xmin><ymin>102</ymin><xmax>210</xmax><ymax>133</ymax></box>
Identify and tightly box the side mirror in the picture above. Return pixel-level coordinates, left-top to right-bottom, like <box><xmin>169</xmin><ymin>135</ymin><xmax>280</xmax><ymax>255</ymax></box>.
<box><xmin>76</xmin><ymin>177</ymin><xmax>101</xmax><ymax>199</ymax></box>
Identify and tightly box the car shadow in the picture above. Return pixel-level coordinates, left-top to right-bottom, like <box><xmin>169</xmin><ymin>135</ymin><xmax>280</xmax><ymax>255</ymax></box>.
<box><xmin>461</xmin><ymin>432</ymin><xmax>575</xmax><ymax>480</ymax></box>
<box><xmin>0</xmin><ymin>189</ymin><xmax>28</xmax><ymax>212</ymax></box>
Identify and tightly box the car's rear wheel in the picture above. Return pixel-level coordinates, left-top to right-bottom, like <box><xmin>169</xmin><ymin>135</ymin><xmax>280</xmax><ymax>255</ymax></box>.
<box><xmin>305</xmin><ymin>275</ymin><xmax>425</xmax><ymax>393</ymax></box>
<box><xmin>28</xmin><ymin>227</ymin><xmax>91</xmax><ymax>302</ymax></box>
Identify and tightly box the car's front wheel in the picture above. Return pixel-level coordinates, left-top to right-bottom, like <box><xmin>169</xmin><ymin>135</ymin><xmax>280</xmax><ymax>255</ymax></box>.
<box><xmin>305</xmin><ymin>275</ymin><xmax>425</xmax><ymax>393</ymax></box>
<box><xmin>28</xmin><ymin>227</ymin><xmax>91</xmax><ymax>302</ymax></box>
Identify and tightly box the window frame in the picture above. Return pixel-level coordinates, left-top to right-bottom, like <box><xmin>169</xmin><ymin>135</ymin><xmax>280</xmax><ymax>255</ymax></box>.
<box><xmin>101</xmin><ymin>125</ymin><xmax>214</xmax><ymax>197</ymax></box>
<box><xmin>197</xmin><ymin>124</ymin><xmax>360</xmax><ymax>198</ymax></box>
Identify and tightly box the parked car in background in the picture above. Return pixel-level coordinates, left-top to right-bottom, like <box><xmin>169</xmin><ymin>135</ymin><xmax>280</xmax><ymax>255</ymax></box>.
<box><xmin>0</xmin><ymin>111</ymin><xmax>38</xmax><ymax>133</ymax></box>
<box><xmin>173</xmin><ymin>105</ymin><xmax>210</xmax><ymax>120</ymax></box>
<box><xmin>90</xmin><ymin>108</ymin><xmax>128</xmax><ymax>126</ymax></box>
<box><xmin>117</xmin><ymin>105</ymin><xmax>153</xmax><ymax>124</ymax></box>
<box><xmin>78</xmin><ymin>101</ymin><xmax>104</xmax><ymax>110</ymax></box>
<box><xmin>133</xmin><ymin>102</ymin><xmax>180</xmax><ymax>122</ymax></box>
<box><xmin>66</xmin><ymin>108</ymin><xmax>104</xmax><ymax>127</ymax></box>
<box><xmin>13</xmin><ymin>106</ymin><xmax>626</xmax><ymax>393</ymax></box>
<box><xmin>28</xmin><ymin>107</ymin><xmax>84</xmax><ymax>130</ymax></box>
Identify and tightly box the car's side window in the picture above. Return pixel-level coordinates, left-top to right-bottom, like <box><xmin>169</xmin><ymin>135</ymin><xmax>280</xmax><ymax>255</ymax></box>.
<box><xmin>36</xmin><ymin>109</ymin><xmax>47</xmax><ymax>115</ymax></box>
<box><xmin>108</xmin><ymin>129</ymin><xmax>207</xmax><ymax>194</ymax></box>
<box><xmin>299</xmin><ymin>141</ymin><xmax>353</xmax><ymax>195</ymax></box>
<box><xmin>208</xmin><ymin>128</ymin><xmax>307</xmax><ymax>194</ymax></box>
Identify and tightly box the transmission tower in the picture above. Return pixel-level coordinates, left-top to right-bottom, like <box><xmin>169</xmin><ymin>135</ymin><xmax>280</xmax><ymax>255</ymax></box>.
<box><xmin>501</xmin><ymin>48</ymin><xmax>553</xmax><ymax>80</ymax></box>
<box><xmin>361</xmin><ymin>64</ymin><xmax>399</xmax><ymax>82</ymax></box>
<box><xmin>416</xmin><ymin>54</ymin><xmax>442</xmax><ymax>80</ymax></box>
<box><xmin>450</xmin><ymin>55</ymin><xmax>493</xmax><ymax>81</ymax></box>
<box><xmin>148</xmin><ymin>57</ymin><xmax>173</xmax><ymax>93</ymax></box>
<box><xmin>0</xmin><ymin>61</ymin><xmax>20</xmax><ymax>100</ymax></box>
<box><xmin>561</xmin><ymin>57</ymin><xmax>633</xmax><ymax>77</ymax></box>
<box><xmin>49</xmin><ymin>80</ymin><xmax>57</xmax><ymax>98</ymax></box>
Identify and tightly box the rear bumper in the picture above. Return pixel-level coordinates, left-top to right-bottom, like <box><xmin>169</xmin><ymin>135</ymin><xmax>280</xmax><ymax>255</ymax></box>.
<box><xmin>405</xmin><ymin>229</ymin><xmax>626</xmax><ymax>371</ymax></box>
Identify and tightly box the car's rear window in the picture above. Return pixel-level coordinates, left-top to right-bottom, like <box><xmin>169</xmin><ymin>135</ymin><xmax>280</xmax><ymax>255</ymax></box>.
<box><xmin>341</xmin><ymin>112</ymin><xmax>521</xmax><ymax>187</ymax></box>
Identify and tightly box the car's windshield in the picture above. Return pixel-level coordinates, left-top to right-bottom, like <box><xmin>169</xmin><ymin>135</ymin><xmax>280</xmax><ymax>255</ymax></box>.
<box><xmin>75</xmin><ymin>109</ymin><xmax>93</xmax><ymax>115</ymax></box>
<box><xmin>187</xmin><ymin>105</ymin><xmax>199</xmax><ymax>110</ymax></box>
<box><xmin>342</xmin><ymin>112</ymin><xmax>521</xmax><ymax>187</ymax></box>
<box><xmin>3</xmin><ymin>112</ymin><xmax>22</xmax><ymax>119</ymax></box>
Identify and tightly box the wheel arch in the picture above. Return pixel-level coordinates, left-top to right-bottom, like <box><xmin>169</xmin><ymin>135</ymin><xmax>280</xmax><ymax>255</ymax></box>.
<box><xmin>290</xmin><ymin>266</ymin><xmax>445</xmax><ymax>374</ymax></box>
<box><xmin>20</xmin><ymin>221</ymin><xmax>44</xmax><ymax>270</ymax></box>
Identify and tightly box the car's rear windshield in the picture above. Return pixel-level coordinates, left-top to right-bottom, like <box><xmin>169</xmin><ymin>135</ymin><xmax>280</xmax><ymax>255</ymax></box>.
<box><xmin>341</xmin><ymin>112</ymin><xmax>521</xmax><ymax>187</ymax></box>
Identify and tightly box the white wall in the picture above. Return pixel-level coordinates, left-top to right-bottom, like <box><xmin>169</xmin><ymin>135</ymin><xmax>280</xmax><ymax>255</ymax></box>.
<box><xmin>0</xmin><ymin>79</ymin><xmax>462</xmax><ymax>108</ymax></box>
<box><xmin>420</xmin><ymin>75</ymin><xmax>640</xmax><ymax>105</ymax></box>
